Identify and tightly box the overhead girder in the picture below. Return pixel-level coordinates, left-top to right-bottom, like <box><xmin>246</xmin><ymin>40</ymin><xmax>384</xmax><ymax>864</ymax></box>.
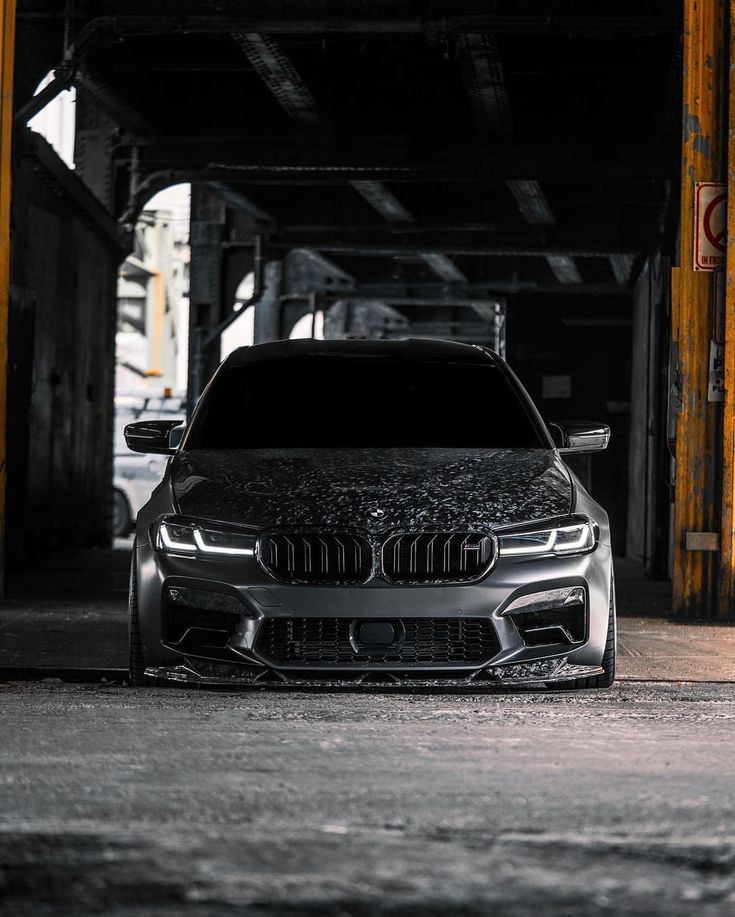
<box><xmin>457</xmin><ymin>32</ymin><xmax>511</xmax><ymax>134</ymax></box>
<box><xmin>16</xmin><ymin>11</ymin><xmax>681</xmax><ymax>39</ymax></box>
<box><xmin>231</xmin><ymin>32</ymin><xmax>328</xmax><ymax>132</ymax></box>
<box><xmin>268</xmin><ymin>243</ymin><xmax>639</xmax><ymax>259</ymax></box>
<box><xmin>226</xmin><ymin>33</ymin><xmax>479</xmax><ymax>293</ymax></box>
<box><xmin>131</xmin><ymin>136</ymin><xmax>674</xmax><ymax>180</ymax></box>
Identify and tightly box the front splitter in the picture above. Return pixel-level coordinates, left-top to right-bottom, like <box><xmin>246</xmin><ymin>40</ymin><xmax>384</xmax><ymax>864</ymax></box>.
<box><xmin>143</xmin><ymin>658</ymin><xmax>604</xmax><ymax>689</ymax></box>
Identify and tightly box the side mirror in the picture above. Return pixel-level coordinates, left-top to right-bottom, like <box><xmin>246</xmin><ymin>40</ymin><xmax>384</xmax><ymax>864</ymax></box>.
<box><xmin>548</xmin><ymin>421</ymin><xmax>610</xmax><ymax>454</ymax></box>
<box><xmin>124</xmin><ymin>420</ymin><xmax>185</xmax><ymax>455</ymax></box>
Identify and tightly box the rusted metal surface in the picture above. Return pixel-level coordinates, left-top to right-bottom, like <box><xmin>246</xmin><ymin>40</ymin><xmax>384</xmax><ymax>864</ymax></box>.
<box><xmin>0</xmin><ymin>0</ymin><xmax>15</xmax><ymax>594</ymax></box>
<box><xmin>673</xmin><ymin>0</ymin><xmax>726</xmax><ymax>618</ymax></box>
<box><xmin>718</xmin><ymin>0</ymin><xmax>735</xmax><ymax>616</ymax></box>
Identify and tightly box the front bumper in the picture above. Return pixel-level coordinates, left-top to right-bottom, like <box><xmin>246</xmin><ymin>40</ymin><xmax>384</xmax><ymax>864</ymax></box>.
<box><xmin>135</xmin><ymin>539</ymin><xmax>613</xmax><ymax>685</ymax></box>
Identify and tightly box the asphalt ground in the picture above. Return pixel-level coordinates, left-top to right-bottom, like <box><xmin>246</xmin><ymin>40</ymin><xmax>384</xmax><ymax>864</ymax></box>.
<box><xmin>1</xmin><ymin>680</ymin><xmax>735</xmax><ymax>916</ymax></box>
<box><xmin>1</xmin><ymin>550</ymin><xmax>735</xmax><ymax>914</ymax></box>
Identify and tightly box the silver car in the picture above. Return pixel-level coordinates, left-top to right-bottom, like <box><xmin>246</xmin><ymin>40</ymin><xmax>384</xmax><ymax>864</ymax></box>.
<box><xmin>125</xmin><ymin>339</ymin><xmax>614</xmax><ymax>690</ymax></box>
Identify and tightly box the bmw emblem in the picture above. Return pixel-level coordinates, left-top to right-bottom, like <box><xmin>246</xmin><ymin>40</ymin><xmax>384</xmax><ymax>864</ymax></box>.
<box><xmin>368</xmin><ymin>508</ymin><xmax>386</xmax><ymax>519</ymax></box>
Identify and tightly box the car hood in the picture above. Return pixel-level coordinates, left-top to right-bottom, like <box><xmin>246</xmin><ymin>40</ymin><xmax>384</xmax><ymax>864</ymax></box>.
<box><xmin>170</xmin><ymin>448</ymin><xmax>573</xmax><ymax>533</ymax></box>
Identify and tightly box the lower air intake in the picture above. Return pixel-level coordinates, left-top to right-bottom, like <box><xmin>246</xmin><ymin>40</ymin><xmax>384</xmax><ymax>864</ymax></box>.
<box><xmin>254</xmin><ymin>617</ymin><xmax>500</xmax><ymax>667</ymax></box>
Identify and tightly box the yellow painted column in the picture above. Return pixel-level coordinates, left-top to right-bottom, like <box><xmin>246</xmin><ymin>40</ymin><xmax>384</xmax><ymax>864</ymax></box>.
<box><xmin>719</xmin><ymin>1</ymin><xmax>735</xmax><ymax>617</ymax></box>
<box><xmin>674</xmin><ymin>0</ymin><xmax>727</xmax><ymax>618</ymax></box>
<box><xmin>0</xmin><ymin>0</ymin><xmax>15</xmax><ymax>596</ymax></box>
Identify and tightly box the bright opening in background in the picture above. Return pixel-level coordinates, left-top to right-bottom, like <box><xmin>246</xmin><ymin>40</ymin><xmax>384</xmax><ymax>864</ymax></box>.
<box><xmin>27</xmin><ymin>73</ymin><xmax>76</xmax><ymax>167</ymax></box>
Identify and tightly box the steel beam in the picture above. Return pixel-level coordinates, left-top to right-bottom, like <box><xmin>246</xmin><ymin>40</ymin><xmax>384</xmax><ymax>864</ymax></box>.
<box><xmin>673</xmin><ymin>0</ymin><xmax>727</xmax><ymax>618</ymax></box>
<box><xmin>506</xmin><ymin>180</ymin><xmax>556</xmax><ymax>226</ymax></box>
<box><xmin>507</xmin><ymin>180</ymin><xmax>585</xmax><ymax>284</ymax></box>
<box><xmin>280</xmin><ymin>243</ymin><xmax>637</xmax><ymax>258</ymax></box>
<box><xmin>419</xmin><ymin>253</ymin><xmax>467</xmax><ymax>282</ymax></box>
<box><xmin>609</xmin><ymin>252</ymin><xmax>634</xmax><ymax>285</ymax></box>
<box><xmin>75</xmin><ymin>69</ymin><xmax>156</xmax><ymax>136</ymax></box>
<box><xmin>351</xmin><ymin>181</ymin><xmax>414</xmax><ymax>224</ymax></box>
<box><xmin>232</xmin><ymin>32</ymin><xmax>327</xmax><ymax>132</ymax></box>
<box><xmin>274</xmin><ymin>221</ymin><xmax>499</xmax><ymax>234</ymax></box>
<box><xmin>458</xmin><ymin>33</ymin><xmax>510</xmax><ymax>134</ymax></box>
<box><xmin>0</xmin><ymin>0</ymin><xmax>14</xmax><ymax>594</ymax></box>
<box><xmin>207</xmin><ymin>182</ymin><xmax>278</xmax><ymax>229</ymax></box>
<box><xmin>136</xmin><ymin>135</ymin><xmax>674</xmax><ymax>180</ymax></box>
<box><xmin>546</xmin><ymin>254</ymin><xmax>584</xmax><ymax>284</ymax></box>
<box><xmin>20</xmin><ymin>12</ymin><xmax>680</xmax><ymax>39</ymax></box>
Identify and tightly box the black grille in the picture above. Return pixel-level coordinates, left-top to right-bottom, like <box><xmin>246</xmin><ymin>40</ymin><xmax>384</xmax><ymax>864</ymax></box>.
<box><xmin>381</xmin><ymin>532</ymin><xmax>495</xmax><ymax>584</ymax></box>
<box><xmin>255</xmin><ymin>617</ymin><xmax>500</xmax><ymax>666</ymax></box>
<box><xmin>259</xmin><ymin>531</ymin><xmax>372</xmax><ymax>584</ymax></box>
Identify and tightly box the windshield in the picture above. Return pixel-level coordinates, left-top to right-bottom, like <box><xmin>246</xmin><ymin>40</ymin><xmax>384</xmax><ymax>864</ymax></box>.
<box><xmin>185</xmin><ymin>355</ymin><xmax>546</xmax><ymax>449</ymax></box>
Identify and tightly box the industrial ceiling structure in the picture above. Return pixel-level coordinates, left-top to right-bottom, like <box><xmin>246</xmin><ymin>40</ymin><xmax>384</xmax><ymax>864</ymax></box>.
<box><xmin>18</xmin><ymin>1</ymin><xmax>680</xmax><ymax>324</ymax></box>
<box><xmin>6</xmin><ymin>1</ymin><xmax>683</xmax><ymax>584</ymax></box>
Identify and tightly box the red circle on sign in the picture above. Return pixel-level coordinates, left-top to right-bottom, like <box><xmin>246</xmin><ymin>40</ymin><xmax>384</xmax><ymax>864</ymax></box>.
<box><xmin>704</xmin><ymin>192</ymin><xmax>727</xmax><ymax>252</ymax></box>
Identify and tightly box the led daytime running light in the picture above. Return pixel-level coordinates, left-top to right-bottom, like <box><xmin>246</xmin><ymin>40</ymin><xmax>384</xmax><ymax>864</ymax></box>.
<box><xmin>498</xmin><ymin>520</ymin><xmax>595</xmax><ymax>557</ymax></box>
<box><xmin>157</xmin><ymin>518</ymin><xmax>255</xmax><ymax>557</ymax></box>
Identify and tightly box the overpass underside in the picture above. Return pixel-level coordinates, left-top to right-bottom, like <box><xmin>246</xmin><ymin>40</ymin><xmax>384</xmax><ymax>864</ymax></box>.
<box><xmin>3</xmin><ymin>1</ymin><xmax>733</xmax><ymax>617</ymax></box>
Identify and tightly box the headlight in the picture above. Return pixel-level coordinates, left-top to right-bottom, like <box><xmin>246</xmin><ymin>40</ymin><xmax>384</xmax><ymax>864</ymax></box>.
<box><xmin>155</xmin><ymin>516</ymin><xmax>256</xmax><ymax>557</ymax></box>
<box><xmin>497</xmin><ymin>516</ymin><xmax>597</xmax><ymax>557</ymax></box>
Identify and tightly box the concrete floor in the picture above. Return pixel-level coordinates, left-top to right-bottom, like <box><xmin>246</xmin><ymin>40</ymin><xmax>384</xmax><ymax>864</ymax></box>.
<box><xmin>1</xmin><ymin>681</ymin><xmax>735</xmax><ymax>915</ymax></box>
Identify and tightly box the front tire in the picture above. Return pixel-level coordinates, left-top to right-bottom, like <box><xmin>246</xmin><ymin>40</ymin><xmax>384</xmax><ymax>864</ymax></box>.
<box><xmin>128</xmin><ymin>552</ymin><xmax>150</xmax><ymax>686</ymax></box>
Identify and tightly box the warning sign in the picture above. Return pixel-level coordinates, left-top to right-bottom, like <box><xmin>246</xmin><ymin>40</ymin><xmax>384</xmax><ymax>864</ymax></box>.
<box><xmin>694</xmin><ymin>182</ymin><xmax>726</xmax><ymax>270</ymax></box>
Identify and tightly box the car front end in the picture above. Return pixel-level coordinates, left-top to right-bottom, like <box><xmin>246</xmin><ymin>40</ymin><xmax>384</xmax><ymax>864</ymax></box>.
<box><xmin>132</xmin><ymin>478</ymin><xmax>613</xmax><ymax>689</ymax></box>
<box><xmin>127</xmin><ymin>339</ymin><xmax>614</xmax><ymax>691</ymax></box>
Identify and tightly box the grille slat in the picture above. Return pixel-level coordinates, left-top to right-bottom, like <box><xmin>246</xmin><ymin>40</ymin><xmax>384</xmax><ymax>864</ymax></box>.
<box><xmin>382</xmin><ymin>531</ymin><xmax>495</xmax><ymax>584</ymax></box>
<box><xmin>255</xmin><ymin>617</ymin><xmax>500</xmax><ymax>667</ymax></box>
<box><xmin>259</xmin><ymin>529</ymin><xmax>495</xmax><ymax>585</ymax></box>
<box><xmin>260</xmin><ymin>532</ymin><xmax>372</xmax><ymax>584</ymax></box>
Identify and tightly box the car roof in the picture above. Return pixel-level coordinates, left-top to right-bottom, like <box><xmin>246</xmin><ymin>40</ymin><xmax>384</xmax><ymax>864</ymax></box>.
<box><xmin>223</xmin><ymin>338</ymin><xmax>499</xmax><ymax>367</ymax></box>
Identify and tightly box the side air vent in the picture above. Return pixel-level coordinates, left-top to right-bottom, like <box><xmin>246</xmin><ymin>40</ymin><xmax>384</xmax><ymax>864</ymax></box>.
<box><xmin>258</xmin><ymin>531</ymin><xmax>373</xmax><ymax>585</ymax></box>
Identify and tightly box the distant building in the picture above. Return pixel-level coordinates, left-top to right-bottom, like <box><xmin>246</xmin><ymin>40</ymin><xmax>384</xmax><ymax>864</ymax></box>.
<box><xmin>116</xmin><ymin>207</ymin><xmax>190</xmax><ymax>393</ymax></box>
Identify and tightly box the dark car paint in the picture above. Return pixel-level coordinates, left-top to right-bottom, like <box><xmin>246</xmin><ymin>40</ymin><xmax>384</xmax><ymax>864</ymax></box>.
<box><xmin>170</xmin><ymin>447</ymin><xmax>573</xmax><ymax>533</ymax></box>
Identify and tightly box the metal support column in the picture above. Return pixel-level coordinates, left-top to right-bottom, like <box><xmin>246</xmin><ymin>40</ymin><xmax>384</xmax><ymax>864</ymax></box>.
<box><xmin>674</xmin><ymin>0</ymin><xmax>727</xmax><ymax>617</ymax></box>
<box><xmin>0</xmin><ymin>0</ymin><xmax>15</xmax><ymax>594</ymax></box>
<box><xmin>719</xmin><ymin>1</ymin><xmax>735</xmax><ymax>616</ymax></box>
<box><xmin>187</xmin><ymin>184</ymin><xmax>225</xmax><ymax>414</ymax></box>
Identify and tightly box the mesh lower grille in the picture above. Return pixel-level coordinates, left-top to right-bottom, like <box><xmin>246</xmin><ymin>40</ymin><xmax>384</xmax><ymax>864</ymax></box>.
<box><xmin>254</xmin><ymin>617</ymin><xmax>500</xmax><ymax>667</ymax></box>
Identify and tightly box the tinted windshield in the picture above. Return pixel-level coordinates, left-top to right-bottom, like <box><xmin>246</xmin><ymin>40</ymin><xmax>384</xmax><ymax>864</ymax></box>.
<box><xmin>186</xmin><ymin>355</ymin><xmax>545</xmax><ymax>449</ymax></box>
